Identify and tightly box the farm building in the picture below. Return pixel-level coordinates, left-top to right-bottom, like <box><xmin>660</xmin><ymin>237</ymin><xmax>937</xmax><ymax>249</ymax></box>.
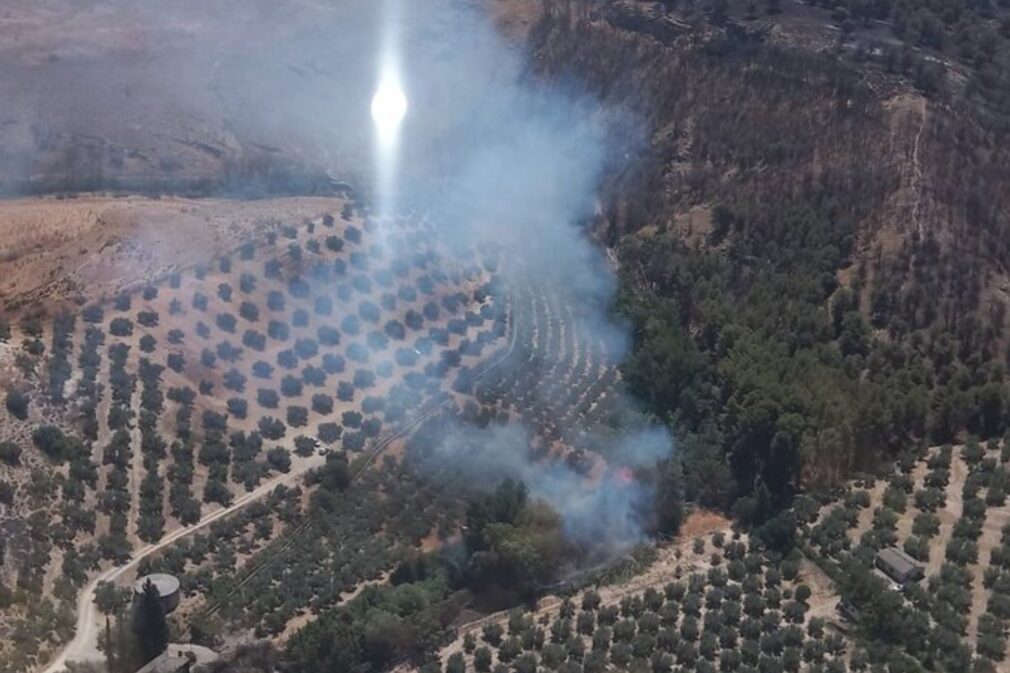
<box><xmin>134</xmin><ymin>644</ymin><xmax>219</xmax><ymax>673</ymax></box>
<box><xmin>135</xmin><ymin>651</ymin><xmax>191</xmax><ymax>673</ymax></box>
<box><xmin>134</xmin><ymin>573</ymin><xmax>181</xmax><ymax>614</ymax></box>
<box><xmin>874</xmin><ymin>547</ymin><xmax>924</xmax><ymax>585</ymax></box>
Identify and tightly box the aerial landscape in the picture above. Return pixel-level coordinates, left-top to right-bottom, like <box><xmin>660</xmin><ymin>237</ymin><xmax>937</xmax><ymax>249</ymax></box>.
<box><xmin>2</xmin><ymin>1</ymin><xmax>1010</xmax><ymax>673</ymax></box>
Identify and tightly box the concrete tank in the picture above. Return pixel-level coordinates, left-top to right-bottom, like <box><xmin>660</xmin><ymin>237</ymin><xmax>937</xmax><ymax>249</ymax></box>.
<box><xmin>134</xmin><ymin>573</ymin><xmax>181</xmax><ymax>614</ymax></box>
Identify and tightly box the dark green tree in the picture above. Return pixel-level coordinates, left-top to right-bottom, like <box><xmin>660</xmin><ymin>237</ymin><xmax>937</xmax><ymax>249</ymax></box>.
<box><xmin>133</xmin><ymin>580</ymin><xmax>169</xmax><ymax>662</ymax></box>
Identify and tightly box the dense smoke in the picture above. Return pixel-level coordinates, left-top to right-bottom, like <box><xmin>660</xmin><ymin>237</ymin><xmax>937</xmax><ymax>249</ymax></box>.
<box><xmin>8</xmin><ymin>0</ymin><xmax>672</xmax><ymax>552</ymax></box>
<box><xmin>416</xmin><ymin>421</ymin><xmax>674</xmax><ymax>556</ymax></box>
<box><xmin>382</xmin><ymin>0</ymin><xmax>672</xmax><ymax>554</ymax></box>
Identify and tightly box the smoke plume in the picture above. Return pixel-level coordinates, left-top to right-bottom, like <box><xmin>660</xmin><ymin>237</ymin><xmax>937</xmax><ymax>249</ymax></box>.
<box><xmin>6</xmin><ymin>0</ymin><xmax>673</xmax><ymax>553</ymax></box>
<box><xmin>382</xmin><ymin>1</ymin><xmax>672</xmax><ymax>554</ymax></box>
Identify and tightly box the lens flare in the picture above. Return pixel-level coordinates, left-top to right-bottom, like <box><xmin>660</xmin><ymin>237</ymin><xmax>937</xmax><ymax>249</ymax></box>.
<box><xmin>371</xmin><ymin>77</ymin><xmax>408</xmax><ymax>140</ymax></box>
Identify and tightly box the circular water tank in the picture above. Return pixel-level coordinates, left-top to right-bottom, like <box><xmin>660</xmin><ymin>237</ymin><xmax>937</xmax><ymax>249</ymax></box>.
<box><xmin>134</xmin><ymin>573</ymin><xmax>181</xmax><ymax>614</ymax></box>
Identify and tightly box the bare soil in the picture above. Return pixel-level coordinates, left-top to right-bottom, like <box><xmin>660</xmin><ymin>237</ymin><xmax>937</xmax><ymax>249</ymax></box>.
<box><xmin>0</xmin><ymin>195</ymin><xmax>352</xmax><ymax>316</ymax></box>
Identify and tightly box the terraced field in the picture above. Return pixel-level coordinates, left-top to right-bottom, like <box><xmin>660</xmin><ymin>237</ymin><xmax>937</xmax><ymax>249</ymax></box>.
<box><xmin>0</xmin><ymin>188</ymin><xmax>645</xmax><ymax>673</ymax></box>
<box><xmin>799</xmin><ymin>437</ymin><xmax>1010</xmax><ymax>669</ymax></box>
<box><xmin>471</xmin><ymin>278</ymin><xmax>623</xmax><ymax>461</ymax></box>
<box><xmin>425</xmin><ymin>527</ymin><xmax>849</xmax><ymax>673</ymax></box>
<box><xmin>0</xmin><ymin>202</ymin><xmax>515</xmax><ymax>671</ymax></box>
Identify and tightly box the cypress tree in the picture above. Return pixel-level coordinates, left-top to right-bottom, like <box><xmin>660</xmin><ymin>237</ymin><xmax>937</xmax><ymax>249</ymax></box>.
<box><xmin>133</xmin><ymin>580</ymin><xmax>169</xmax><ymax>662</ymax></box>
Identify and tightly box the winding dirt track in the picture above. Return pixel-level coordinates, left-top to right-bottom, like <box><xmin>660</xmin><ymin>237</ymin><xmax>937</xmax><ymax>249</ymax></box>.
<box><xmin>40</xmin><ymin>459</ymin><xmax>323</xmax><ymax>673</ymax></box>
<box><xmin>40</xmin><ymin>288</ymin><xmax>520</xmax><ymax>673</ymax></box>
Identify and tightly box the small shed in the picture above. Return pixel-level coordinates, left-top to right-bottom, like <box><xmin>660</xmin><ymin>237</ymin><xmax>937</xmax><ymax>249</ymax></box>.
<box><xmin>134</xmin><ymin>651</ymin><xmax>191</xmax><ymax>673</ymax></box>
<box><xmin>874</xmin><ymin>547</ymin><xmax>924</xmax><ymax>585</ymax></box>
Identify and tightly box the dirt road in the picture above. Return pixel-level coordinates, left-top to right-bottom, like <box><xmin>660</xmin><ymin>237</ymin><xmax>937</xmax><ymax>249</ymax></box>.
<box><xmin>40</xmin><ymin>286</ymin><xmax>520</xmax><ymax>673</ymax></box>
<box><xmin>40</xmin><ymin>457</ymin><xmax>323</xmax><ymax>673</ymax></box>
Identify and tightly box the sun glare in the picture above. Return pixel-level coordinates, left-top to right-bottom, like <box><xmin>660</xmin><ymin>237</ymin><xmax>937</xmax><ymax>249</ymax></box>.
<box><xmin>371</xmin><ymin>77</ymin><xmax>408</xmax><ymax>140</ymax></box>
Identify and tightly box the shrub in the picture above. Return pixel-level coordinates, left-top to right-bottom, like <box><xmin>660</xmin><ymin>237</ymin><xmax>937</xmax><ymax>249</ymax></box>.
<box><xmin>281</xmin><ymin>375</ymin><xmax>303</xmax><ymax>397</ymax></box>
<box><xmin>385</xmin><ymin>320</ymin><xmax>406</xmax><ymax>340</ymax></box>
<box><xmin>227</xmin><ymin>398</ymin><xmax>248</xmax><ymax>419</ymax></box>
<box><xmin>483</xmin><ymin>623</ymin><xmax>504</xmax><ymax>646</ymax></box>
<box><xmin>913</xmin><ymin>512</ymin><xmax>941</xmax><ymax>539</ymax></box>
<box><xmin>314</xmin><ymin>297</ymin><xmax>332</xmax><ymax>316</ymax></box>
<box><xmin>5</xmin><ymin>390</ymin><xmax>29</xmax><ymax>420</ymax></box>
<box><xmin>82</xmin><ymin>305</ymin><xmax>104</xmax><ymax>323</ymax></box>
<box><xmin>287</xmin><ymin>406</ymin><xmax>309</xmax><ymax>427</ymax></box>
<box><xmin>341</xmin><ymin>410</ymin><xmax>363</xmax><ymax>428</ymax></box>
<box><xmin>139</xmin><ymin>335</ymin><xmax>157</xmax><ymax>353</ymax></box>
<box><xmin>300</xmin><ymin>363</ymin><xmax>325</xmax><ymax>386</ymax></box>
<box><xmin>216</xmin><ymin>313</ymin><xmax>237</xmax><ymax>333</ymax></box>
<box><xmin>257</xmin><ymin>389</ymin><xmax>280</xmax><ymax>408</ymax></box>
<box><xmin>474</xmin><ymin>647</ymin><xmax>492</xmax><ymax>672</ymax></box>
<box><xmin>289</xmin><ymin>278</ymin><xmax>311</xmax><ymax>299</ymax></box>
<box><xmin>312</xmin><ymin>394</ymin><xmax>334</xmax><ymax>415</ymax></box>
<box><xmin>137</xmin><ymin>311</ymin><xmax>159</xmax><ymax>328</ymax></box>
<box><xmin>258</xmin><ymin>417</ymin><xmax>286</xmax><ymax>440</ymax></box>
<box><xmin>294</xmin><ymin>436</ymin><xmax>317</xmax><ymax>457</ymax></box>
<box><xmin>0</xmin><ymin>441</ymin><xmax>21</xmax><ymax>466</ymax></box>
<box><xmin>239</xmin><ymin>302</ymin><xmax>260</xmax><ymax>322</ymax></box>
<box><xmin>294</xmin><ymin>338</ymin><xmax>318</xmax><ymax>359</ymax></box>
<box><xmin>354</xmin><ymin>369</ymin><xmax>376</xmax><ymax>388</ymax></box>
<box><xmin>223</xmin><ymin>369</ymin><xmax>247</xmax><ymax>392</ymax></box>
<box><xmin>317</xmin><ymin>423</ymin><xmax>342</xmax><ymax>443</ymax></box>
<box><xmin>268</xmin><ymin>320</ymin><xmax>290</xmax><ymax>341</ymax></box>
<box><xmin>252</xmin><ymin>361</ymin><xmax>273</xmax><ymax>379</ymax></box>
<box><xmin>109</xmin><ymin>318</ymin><xmax>133</xmax><ymax>337</ymax></box>
<box><xmin>322</xmin><ymin>354</ymin><xmax>346</xmax><ymax>374</ymax></box>
<box><xmin>359</xmin><ymin>300</ymin><xmax>380</xmax><ymax>323</ymax></box>
<box><xmin>277</xmin><ymin>350</ymin><xmax>298</xmax><ymax>369</ymax></box>
<box><xmin>243</xmin><ymin>330</ymin><xmax>266</xmax><ymax>351</ymax></box>
<box><xmin>32</xmin><ymin>424</ymin><xmax>70</xmax><ymax>461</ymax></box>
<box><xmin>200</xmin><ymin>349</ymin><xmax>217</xmax><ymax>368</ymax></box>
<box><xmin>317</xmin><ymin>326</ymin><xmax>340</xmax><ymax>346</ymax></box>
<box><xmin>325</xmin><ymin>235</ymin><xmax>344</xmax><ymax>253</ymax></box>
<box><xmin>167</xmin><ymin>353</ymin><xmax>185</xmax><ymax>372</ymax></box>
<box><xmin>342</xmin><ymin>315</ymin><xmax>361</xmax><ymax>335</ymax></box>
<box><xmin>267</xmin><ymin>447</ymin><xmax>292</xmax><ymax>473</ymax></box>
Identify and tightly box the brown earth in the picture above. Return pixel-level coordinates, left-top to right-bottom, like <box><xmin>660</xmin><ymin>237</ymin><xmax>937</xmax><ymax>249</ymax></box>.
<box><xmin>0</xmin><ymin>195</ymin><xmax>350</xmax><ymax>317</ymax></box>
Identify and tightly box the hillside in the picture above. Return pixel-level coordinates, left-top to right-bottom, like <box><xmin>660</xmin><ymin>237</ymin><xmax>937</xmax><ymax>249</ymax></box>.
<box><xmin>5</xmin><ymin>2</ymin><xmax>1010</xmax><ymax>673</ymax></box>
<box><xmin>502</xmin><ymin>0</ymin><xmax>1010</xmax><ymax>514</ymax></box>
